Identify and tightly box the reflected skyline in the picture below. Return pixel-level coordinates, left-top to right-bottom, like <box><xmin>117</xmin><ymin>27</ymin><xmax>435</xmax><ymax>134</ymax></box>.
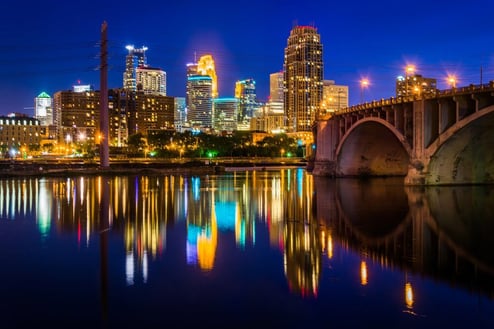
<box><xmin>1</xmin><ymin>171</ymin><xmax>494</xmax><ymax>317</ymax></box>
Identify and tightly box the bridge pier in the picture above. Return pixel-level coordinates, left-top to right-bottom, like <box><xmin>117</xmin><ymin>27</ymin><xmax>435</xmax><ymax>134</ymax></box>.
<box><xmin>311</xmin><ymin>119</ymin><xmax>339</xmax><ymax>177</ymax></box>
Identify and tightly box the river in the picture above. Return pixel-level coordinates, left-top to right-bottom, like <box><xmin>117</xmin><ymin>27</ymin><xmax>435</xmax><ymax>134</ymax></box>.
<box><xmin>0</xmin><ymin>169</ymin><xmax>493</xmax><ymax>328</ymax></box>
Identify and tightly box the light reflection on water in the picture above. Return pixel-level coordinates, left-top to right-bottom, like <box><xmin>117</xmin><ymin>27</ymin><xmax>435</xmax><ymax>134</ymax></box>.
<box><xmin>0</xmin><ymin>170</ymin><xmax>493</xmax><ymax>328</ymax></box>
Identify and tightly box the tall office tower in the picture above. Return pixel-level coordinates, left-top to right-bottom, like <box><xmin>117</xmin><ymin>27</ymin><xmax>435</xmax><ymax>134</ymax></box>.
<box><xmin>321</xmin><ymin>80</ymin><xmax>349</xmax><ymax>114</ymax></box>
<box><xmin>123</xmin><ymin>45</ymin><xmax>148</xmax><ymax>91</ymax></box>
<box><xmin>34</xmin><ymin>92</ymin><xmax>53</xmax><ymax>126</ymax></box>
<box><xmin>235</xmin><ymin>78</ymin><xmax>257</xmax><ymax>122</ymax></box>
<box><xmin>213</xmin><ymin>98</ymin><xmax>238</xmax><ymax>132</ymax></box>
<box><xmin>283</xmin><ymin>25</ymin><xmax>323</xmax><ymax>132</ymax></box>
<box><xmin>186</xmin><ymin>75</ymin><xmax>213</xmax><ymax>129</ymax></box>
<box><xmin>197</xmin><ymin>54</ymin><xmax>218</xmax><ymax>98</ymax></box>
<box><xmin>395</xmin><ymin>74</ymin><xmax>437</xmax><ymax>98</ymax></box>
<box><xmin>270</xmin><ymin>72</ymin><xmax>284</xmax><ymax>102</ymax></box>
<box><xmin>136</xmin><ymin>66</ymin><xmax>166</xmax><ymax>95</ymax></box>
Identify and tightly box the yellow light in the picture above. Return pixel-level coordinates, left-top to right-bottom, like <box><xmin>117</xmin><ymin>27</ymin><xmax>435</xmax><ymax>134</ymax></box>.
<box><xmin>447</xmin><ymin>75</ymin><xmax>457</xmax><ymax>88</ymax></box>
<box><xmin>360</xmin><ymin>261</ymin><xmax>368</xmax><ymax>286</ymax></box>
<box><xmin>360</xmin><ymin>79</ymin><xmax>369</xmax><ymax>88</ymax></box>
<box><xmin>406</xmin><ymin>65</ymin><xmax>415</xmax><ymax>74</ymax></box>
<box><xmin>405</xmin><ymin>282</ymin><xmax>414</xmax><ymax>309</ymax></box>
<box><xmin>327</xmin><ymin>234</ymin><xmax>333</xmax><ymax>259</ymax></box>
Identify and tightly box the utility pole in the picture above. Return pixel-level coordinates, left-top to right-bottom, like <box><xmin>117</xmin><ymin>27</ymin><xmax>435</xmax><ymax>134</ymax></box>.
<box><xmin>99</xmin><ymin>21</ymin><xmax>109</xmax><ymax>168</ymax></box>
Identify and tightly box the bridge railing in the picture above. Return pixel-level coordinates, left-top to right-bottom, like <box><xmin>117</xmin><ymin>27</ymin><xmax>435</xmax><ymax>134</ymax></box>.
<box><xmin>330</xmin><ymin>80</ymin><xmax>494</xmax><ymax>116</ymax></box>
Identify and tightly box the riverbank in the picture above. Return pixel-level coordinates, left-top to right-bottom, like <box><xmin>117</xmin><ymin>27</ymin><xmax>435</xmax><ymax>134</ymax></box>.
<box><xmin>0</xmin><ymin>157</ymin><xmax>307</xmax><ymax>178</ymax></box>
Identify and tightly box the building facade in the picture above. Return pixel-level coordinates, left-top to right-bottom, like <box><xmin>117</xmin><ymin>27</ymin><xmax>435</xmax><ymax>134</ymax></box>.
<box><xmin>321</xmin><ymin>80</ymin><xmax>349</xmax><ymax>114</ymax></box>
<box><xmin>123</xmin><ymin>45</ymin><xmax>148</xmax><ymax>91</ymax></box>
<box><xmin>270</xmin><ymin>72</ymin><xmax>284</xmax><ymax>102</ymax></box>
<box><xmin>213</xmin><ymin>98</ymin><xmax>238</xmax><ymax>132</ymax></box>
<box><xmin>174</xmin><ymin>97</ymin><xmax>186</xmax><ymax>132</ymax></box>
<box><xmin>136</xmin><ymin>66</ymin><xmax>166</xmax><ymax>95</ymax></box>
<box><xmin>283</xmin><ymin>25</ymin><xmax>323</xmax><ymax>132</ymax></box>
<box><xmin>197</xmin><ymin>54</ymin><xmax>218</xmax><ymax>98</ymax></box>
<box><xmin>396</xmin><ymin>74</ymin><xmax>437</xmax><ymax>99</ymax></box>
<box><xmin>34</xmin><ymin>92</ymin><xmax>53</xmax><ymax>126</ymax></box>
<box><xmin>53</xmin><ymin>87</ymin><xmax>100</xmax><ymax>146</ymax></box>
<box><xmin>0</xmin><ymin>114</ymin><xmax>41</xmax><ymax>157</ymax></box>
<box><xmin>126</xmin><ymin>92</ymin><xmax>175</xmax><ymax>136</ymax></box>
<box><xmin>235</xmin><ymin>79</ymin><xmax>257</xmax><ymax>123</ymax></box>
<box><xmin>186</xmin><ymin>75</ymin><xmax>213</xmax><ymax>129</ymax></box>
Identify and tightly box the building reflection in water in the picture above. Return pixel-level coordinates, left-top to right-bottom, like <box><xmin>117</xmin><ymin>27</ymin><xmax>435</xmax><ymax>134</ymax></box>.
<box><xmin>2</xmin><ymin>171</ymin><xmax>494</xmax><ymax>303</ymax></box>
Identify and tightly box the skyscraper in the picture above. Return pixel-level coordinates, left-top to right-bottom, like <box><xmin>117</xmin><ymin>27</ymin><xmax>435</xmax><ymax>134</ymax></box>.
<box><xmin>187</xmin><ymin>75</ymin><xmax>213</xmax><ymax>129</ymax></box>
<box><xmin>235</xmin><ymin>78</ymin><xmax>257</xmax><ymax>123</ymax></box>
<box><xmin>34</xmin><ymin>92</ymin><xmax>53</xmax><ymax>126</ymax></box>
<box><xmin>283</xmin><ymin>25</ymin><xmax>323</xmax><ymax>132</ymax></box>
<box><xmin>197</xmin><ymin>55</ymin><xmax>218</xmax><ymax>98</ymax></box>
<box><xmin>123</xmin><ymin>45</ymin><xmax>148</xmax><ymax>91</ymax></box>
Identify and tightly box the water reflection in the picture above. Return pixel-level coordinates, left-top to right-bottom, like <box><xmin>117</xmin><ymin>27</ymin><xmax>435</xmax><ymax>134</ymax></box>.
<box><xmin>314</xmin><ymin>177</ymin><xmax>494</xmax><ymax>300</ymax></box>
<box><xmin>1</xmin><ymin>171</ymin><xmax>494</xmax><ymax>303</ymax></box>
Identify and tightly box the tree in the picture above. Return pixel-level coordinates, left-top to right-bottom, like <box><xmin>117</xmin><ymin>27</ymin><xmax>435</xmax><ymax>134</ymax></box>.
<box><xmin>127</xmin><ymin>133</ymin><xmax>146</xmax><ymax>156</ymax></box>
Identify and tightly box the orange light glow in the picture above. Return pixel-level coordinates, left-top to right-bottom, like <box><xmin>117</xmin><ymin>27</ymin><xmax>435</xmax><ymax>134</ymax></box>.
<box><xmin>405</xmin><ymin>282</ymin><xmax>414</xmax><ymax>309</ymax></box>
<box><xmin>360</xmin><ymin>261</ymin><xmax>368</xmax><ymax>286</ymax></box>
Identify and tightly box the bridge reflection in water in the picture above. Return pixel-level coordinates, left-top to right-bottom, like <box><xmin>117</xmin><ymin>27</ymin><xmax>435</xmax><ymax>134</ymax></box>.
<box><xmin>314</xmin><ymin>177</ymin><xmax>494</xmax><ymax>298</ymax></box>
<box><xmin>0</xmin><ymin>172</ymin><xmax>493</xmax><ymax>303</ymax></box>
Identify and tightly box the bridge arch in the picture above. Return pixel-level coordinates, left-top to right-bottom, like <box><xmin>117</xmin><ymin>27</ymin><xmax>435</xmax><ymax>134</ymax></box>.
<box><xmin>336</xmin><ymin>117</ymin><xmax>412</xmax><ymax>177</ymax></box>
<box><xmin>425</xmin><ymin>105</ymin><xmax>494</xmax><ymax>184</ymax></box>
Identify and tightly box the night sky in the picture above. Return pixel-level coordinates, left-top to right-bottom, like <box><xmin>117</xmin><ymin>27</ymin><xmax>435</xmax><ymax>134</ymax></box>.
<box><xmin>0</xmin><ymin>0</ymin><xmax>493</xmax><ymax>116</ymax></box>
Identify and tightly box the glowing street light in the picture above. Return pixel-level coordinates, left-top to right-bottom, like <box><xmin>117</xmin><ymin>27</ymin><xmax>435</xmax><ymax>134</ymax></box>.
<box><xmin>447</xmin><ymin>75</ymin><xmax>457</xmax><ymax>89</ymax></box>
<box><xmin>360</xmin><ymin>78</ymin><xmax>369</xmax><ymax>103</ymax></box>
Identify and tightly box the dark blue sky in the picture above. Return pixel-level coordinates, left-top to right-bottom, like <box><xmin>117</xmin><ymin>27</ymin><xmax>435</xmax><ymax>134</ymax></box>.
<box><xmin>1</xmin><ymin>0</ymin><xmax>493</xmax><ymax>115</ymax></box>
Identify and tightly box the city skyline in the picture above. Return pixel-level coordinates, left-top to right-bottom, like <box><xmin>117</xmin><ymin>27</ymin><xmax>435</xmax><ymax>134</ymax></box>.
<box><xmin>1</xmin><ymin>0</ymin><xmax>494</xmax><ymax>116</ymax></box>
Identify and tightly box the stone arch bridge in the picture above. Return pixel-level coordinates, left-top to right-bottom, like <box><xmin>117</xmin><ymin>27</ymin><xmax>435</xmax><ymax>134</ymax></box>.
<box><xmin>311</xmin><ymin>82</ymin><xmax>494</xmax><ymax>185</ymax></box>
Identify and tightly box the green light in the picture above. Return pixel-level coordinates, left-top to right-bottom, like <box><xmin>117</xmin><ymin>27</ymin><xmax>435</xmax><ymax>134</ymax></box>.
<box><xmin>286</xmin><ymin>152</ymin><xmax>292</xmax><ymax>157</ymax></box>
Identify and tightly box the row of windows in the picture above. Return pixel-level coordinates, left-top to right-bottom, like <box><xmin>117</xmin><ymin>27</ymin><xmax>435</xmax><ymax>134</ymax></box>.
<box><xmin>0</xmin><ymin>119</ymin><xmax>39</xmax><ymax>126</ymax></box>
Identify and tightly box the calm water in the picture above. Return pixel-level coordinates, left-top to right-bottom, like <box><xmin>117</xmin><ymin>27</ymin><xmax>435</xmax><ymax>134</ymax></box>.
<box><xmin>0</xmin><ymin>169</ymin><xmax>493</xmax><ymax>328</ymax></box>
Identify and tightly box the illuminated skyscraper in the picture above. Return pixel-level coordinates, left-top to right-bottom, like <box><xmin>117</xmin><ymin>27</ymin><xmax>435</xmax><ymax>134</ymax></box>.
<box><xmin>284</xmin><ymin>26</ymin><xmax>323</xmax><ymax>132</ymax></box>
<box><xmin>136</xmin><ymin>66</ymin><xmax>166</xmax><ymax>95</ymax></box>
<box><xmin>123</xmin><ymin>45</ymin><xmax>148</xmax><ymax>91</ymax></box>
<box><xmin>187</xmin><ymin>75</ymin><xmax>213</xmax><ymax>129</ymax></box>
<box><xmin>235</xmin><ymin>78</ymin><xmax>257</xmax><ymax>123</ymax></box>
<box><xmin>34</xmin><ymin>92</ymin><xmax>53</xmax><ymax>126</ymax></box>
<box><xmin>197</xmin><ymin>55</ymin><xmax>218</xmax><ymax>98</ymax></box>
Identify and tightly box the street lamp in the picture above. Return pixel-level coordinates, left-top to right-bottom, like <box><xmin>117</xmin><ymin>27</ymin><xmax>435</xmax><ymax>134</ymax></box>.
<box><xmin>447</xmin><ymin>75</ymin><xmax>457</xmax><ymax>89</ymax></box>
<box><xmin>360</xmin><ymin>79</ymin><xmax>369</xmax><ymax>103</ymax></box>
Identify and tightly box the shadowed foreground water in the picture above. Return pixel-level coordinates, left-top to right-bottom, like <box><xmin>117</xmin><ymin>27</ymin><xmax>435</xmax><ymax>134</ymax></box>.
<box><xmin>0</xmin><ymin>169</ymin><xmax>493</xmax><ymax>328</ymax></box>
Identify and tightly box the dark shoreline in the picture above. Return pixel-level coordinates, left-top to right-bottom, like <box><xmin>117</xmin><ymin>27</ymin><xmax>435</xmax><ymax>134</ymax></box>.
<box><xmin>0</xmin><ymin>158</ymin><xmax>307</xmax><ymax>178</ymax></box>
